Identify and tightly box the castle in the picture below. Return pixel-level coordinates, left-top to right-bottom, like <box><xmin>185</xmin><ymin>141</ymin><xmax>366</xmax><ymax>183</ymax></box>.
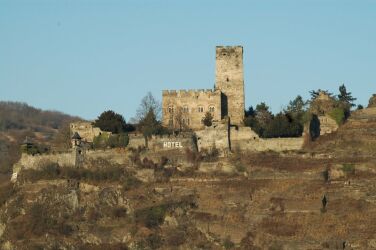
<box><xmin>162</xmin><ymin>46</ymin><xmax>245</xmax><ymax>130</ymax></box>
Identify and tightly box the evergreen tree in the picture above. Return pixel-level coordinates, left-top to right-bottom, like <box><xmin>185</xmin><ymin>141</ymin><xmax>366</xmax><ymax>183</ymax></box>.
<box><xmin>138</xmin><ymin>108</ymin><xmax>162</xmax><ymax>138</ymax></box>
<box><xmin>202</xmin><ymin>112</ymin><xmax>213</xmax><ymax>127</ymax></box>
<box><xmin>245</xmin><ymin>106</ymin><xmax>256</xmax><ymax>117</ymax></box>
<box><xmin>93</xmin><ymin>110</ymin><xmax>129</xmax><ymax>134</ymax></box>
<box><xmin>338</xmin><ymin>84</ymin><xmax>356</xmax><ymax>107</ymax></box>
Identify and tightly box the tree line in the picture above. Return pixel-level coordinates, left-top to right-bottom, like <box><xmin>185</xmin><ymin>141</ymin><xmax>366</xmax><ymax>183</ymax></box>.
<box><xmin>244</xmin><ymin>84</ymin><xmax>358</xmax><ymax>138</ymax></box>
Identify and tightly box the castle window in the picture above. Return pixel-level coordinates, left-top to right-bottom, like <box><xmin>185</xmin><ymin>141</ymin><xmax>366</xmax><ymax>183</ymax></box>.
<box><xmin>226</xmin><ymin>77</ymin><xmax>229</xmax><ymax>82</ymax></box>
<box><xmin>168</xmin><ymin>106</ymin><xmax>174</xmax><ymax>113</ymax></box>
<box><xmin>168</xmin><ymin>119</ymin><xmax>173</xmax><ymax>127</ymax></box>
<box><xmin>198</xmin><ymin>106</ymin><xmax>204</xmax><ymax>113</ymax></box>
<box><xmin>209</xmin><ymin>106</ymin><xmax>215</xmax><ymax>112</ymax></box>
<box><xmin>183</xmin><ymin>106</ymin><xmax>189</xmax><ymax>113</ymax></box>
<box><xmin>187</xmin><ymin>119</ymin><xmax>190</xmax><ymax>125</ymax></box>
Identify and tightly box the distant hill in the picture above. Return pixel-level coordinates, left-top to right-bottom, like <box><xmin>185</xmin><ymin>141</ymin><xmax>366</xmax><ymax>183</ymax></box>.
<box><xmin>0</xmin><ymin>101</ymin><xmax>82</xmax><ymax>174</ymax></box>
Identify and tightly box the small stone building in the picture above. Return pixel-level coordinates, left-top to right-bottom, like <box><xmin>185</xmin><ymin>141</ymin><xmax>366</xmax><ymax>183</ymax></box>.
<box><xmin>162</xmin><ymin>46</ymin><xmax>245</xmax><ymax>130</ymax></box>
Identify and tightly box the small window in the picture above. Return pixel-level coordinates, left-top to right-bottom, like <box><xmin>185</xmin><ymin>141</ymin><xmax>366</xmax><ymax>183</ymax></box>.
<box><xmin>183</xmin><ymin>106</ymin><xmax>189</xmax><ymax>113</ymax></box>
<box><xmin>168</xmin><ymin>106</ymin><xmax>174</xmax><ymax>113</ymax></box>
<box><xmin>168</xmin><ymin>119</ymin><xmax>173</xmax><ymax>126</ymax></box>
<box><xmin>198</xmin><ymin>106</ymin><xmax>204</xmax><ymax>113</ymax></box>
<box><xmin>187</xmin><ymin>119</ymin><xmax>190</xmax><ymax>125</ymax></box>
<box><xmin>209</xmin><ymin>106</ymin><xmax>215</xmax><ymax>112</ymax></box>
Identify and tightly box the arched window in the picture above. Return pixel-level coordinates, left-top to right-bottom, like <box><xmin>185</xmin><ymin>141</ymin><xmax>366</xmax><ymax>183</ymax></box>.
<box><xmin>209</xmin><ymin>106</ymin><xmax>215</xmax><ymax>112</ymax></box>
<box><xmin>198</xmin><ymin>106</ymin><xmax>204</xmax><ymax>113</ymax></box>
<box><xmin>183</xmin><ymin>106</ymin><xmax>189</xmax><ymax>113</ymax></box>
<box><xmin>168</xmin><ymin>106</ymin><xmax>174</xmax><ymax>113</ymax></box>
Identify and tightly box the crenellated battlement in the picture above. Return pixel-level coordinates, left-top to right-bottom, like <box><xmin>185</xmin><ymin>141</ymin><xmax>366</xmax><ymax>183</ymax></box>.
<box><xmin>129</xmin><ymin>132</ymin><xmax>194</xmax><ymax>140</ymax></box>
<box><xmin>162</xmin><ymin>88</ymin><xmax>220</xmax><ymax>98</ymax></box>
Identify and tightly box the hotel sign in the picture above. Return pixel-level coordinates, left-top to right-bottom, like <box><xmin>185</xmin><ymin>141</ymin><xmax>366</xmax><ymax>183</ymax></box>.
<box><xmin>163</xmin><ymin>141</ymin><xmax>183</xmax><ymax>148</ymax></box>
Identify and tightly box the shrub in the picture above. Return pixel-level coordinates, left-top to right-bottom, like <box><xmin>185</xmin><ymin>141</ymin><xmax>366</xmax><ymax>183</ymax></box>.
<box><xmin>20</xmin><ymin>163</ymin><xmax>126</xmax><ymax>183</ymax></box>
<box><xmin>322</xmin><ymin>168</ymin><xmax>330</xmax><ymax>182</ymax></box>
<box><xmin>165</xmin><ymin>228</ymin><xmax>186</xmax><ymax>246</ymax></box>
<box><xmin>342</xmin><ymin>163</ymin><xmax>355</xmax><ymax>175</ymax></box>
<box><xmin>0</xmin><ymin>181</ymin><xmax>14</xmax><ymax>206</ymax></box>
<box><xmin>201</xmin><ymin>147</ymin><xmax>219</xmax><ymax>162</ymax></box>
<box><xmin>223</xmin><ymin>236</ymin><xmax>235</xmax><ymax>249</ymax></box>
<box><xmin>136</xmin><ymin>205</ymin><xmax>167</xmax><ymax>228</ymax></box>
<box><xmin>108</xmin><ymin>133</ymin><xmax>129</xmax><ymax>148</ymax></box>
<box><xmin>112</xmin><ymin>207</ymin><xmax>127</xmax><ymax>218</ymax></box>
<box><xmin>145</xmin><ymin>234</ymin><xmax>163</xmax><ymax>249</ymax></box>
<box><xmin>328</xmin><ymin>108</ymin><xmax>345</xmax><ymax>125</ymax></box>
<box><xmin>93</xmin><ymin>133</ymin><xmax>110</xmax><ymax>149</ymax></box>
<box><xmin>202</xmin><ymin>112</ymin><xmax>213</xmax><ymax>127</ymax></box>
<box><xmin>122</xmin><ymin>175</ymin><xmax>142</xmax><ymax>191</ymax></box>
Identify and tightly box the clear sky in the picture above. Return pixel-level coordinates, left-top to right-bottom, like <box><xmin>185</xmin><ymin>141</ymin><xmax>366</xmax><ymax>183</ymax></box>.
<box><xmin>1</xmin><ymin>0</ymin><xmax>375</xmax><ymax>121</ymax></box>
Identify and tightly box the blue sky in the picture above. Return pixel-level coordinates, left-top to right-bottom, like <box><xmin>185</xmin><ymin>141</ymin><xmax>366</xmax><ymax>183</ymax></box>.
<box><xmin>1</xmin><ymin>0</ymin><xmax>375</xmax><ymax>121</ymax></box>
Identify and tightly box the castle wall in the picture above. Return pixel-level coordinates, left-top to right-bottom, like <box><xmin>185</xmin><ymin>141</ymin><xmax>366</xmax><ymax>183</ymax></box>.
<box><xmin>196</xmin><ymin>123</ymin><xmax>304</xmax><ymax>154</ymax></box>
<box><xmin>162</xmin><ymin>89</ymin><xmax>222</xmax><ymax>130</ymax></box>
<box><xmin>215</xmin><ymin>46</ymin><xmax>245</xmax><ymax>125</ymax></box>
<box><xmin>128</xmin><ymin>132</ymin><xmax>197</xmax><ymax>152</ymax></box>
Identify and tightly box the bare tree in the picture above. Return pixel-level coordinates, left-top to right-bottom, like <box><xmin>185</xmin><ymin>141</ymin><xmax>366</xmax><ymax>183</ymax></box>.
<box><xmin>133</xmin><ymin>92</ymin><xmax>161</xmax><ymax>123</ymax></box>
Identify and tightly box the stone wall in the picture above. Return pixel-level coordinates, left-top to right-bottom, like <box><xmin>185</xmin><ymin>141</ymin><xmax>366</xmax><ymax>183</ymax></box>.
<box><xmin>12</xmin><ymin>152</ymin><xmax>75</xmax><ymax>180</ymax></box>
<box><xmin>70</xmin><ymin>121</ymin><xmax>109</xmax><ymax>143</ymax></box>
<box><xmin>128</xmin><ymin>132</ymin><xmax>197</xmax><ymax>152</ymax></box>
<box><xmin>196</xmin><ymin>121</ymin><xmax>230</xmax><ymax>156</ymax></box>
<box><xmin>232</xmin><ymin>137</ymin><xmax>304</xmax><ymax>152</ymax></box>
<box><xmin>196</xmin><ymin>120</ymin><xmax>304</xmax><ymax>154</ymax></box>
<box><xmin>162</xmin><ymin>89</ymin><xmax>222</xmax><ymax>130</ymax></box>
<box><xmin>12</xmin><ymin>148</ymin><xmax>131</xmax><ymax>181</ymax></box>
<box><xmin>215</xmin><ymin>46</ymin><xmax>245</xmax><ymax>126</ymax></box>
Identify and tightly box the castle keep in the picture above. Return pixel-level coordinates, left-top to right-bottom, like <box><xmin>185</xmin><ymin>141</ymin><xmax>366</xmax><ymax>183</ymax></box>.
<box><xmin>162</xmin><ymin>46</ymin><xmax>245</xmax><ymax>130</ymax></box>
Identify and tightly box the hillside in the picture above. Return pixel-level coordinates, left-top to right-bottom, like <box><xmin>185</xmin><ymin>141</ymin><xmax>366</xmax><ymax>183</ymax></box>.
<box><xmin>1</xmin><ymin>105</ymin><xmax>376</xmax><ymax>249</ymax></box>
<box><xmin>0</xmin><ymin>101</ymin><xmax>82</xmax><ymax>173</ymax></box>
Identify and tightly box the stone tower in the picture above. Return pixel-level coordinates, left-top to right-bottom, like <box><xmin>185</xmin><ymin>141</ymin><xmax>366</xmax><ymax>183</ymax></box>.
<box><xmin>215</xmin><ymin>46</ymin><xmax>245</xmax><ymax>126</ymax></box>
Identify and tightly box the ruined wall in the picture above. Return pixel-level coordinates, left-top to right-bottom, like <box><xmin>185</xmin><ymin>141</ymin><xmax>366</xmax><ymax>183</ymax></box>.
<box><xmin>12</xmin><ymin>148</ymin><xmax>131</xmax><ymax>180</ymax></box>
<box><xmin>369</xmin><ymin>94</ymin><xmax>376</xmax><ymax>108</ymax></box>
<box><xmin>229</xmin><ymin>127</ymin><xmax>303</xmax><ymax>152</ymax></box>
<box><xmin>196</xmin><ymin>121</ymin><xmax>230</xmax><ymax>156</ymax></box>
<box><xmin>70</xmin><ymin>121</ymin><xmax>109</xmax><ymax>143</ymax></box>
<box><xmin>232</xmin><ymin>137</ymin><xmax>304</xmax><ymax>152</ymax></box>
<box><xmin>12</xmin><ymin>152</ymin><xmax>75</xmax><ymax>180</ymax></box>
<box><xmin>318</xmin><ymin>115</ymin><xmax>339</xmax><ymax>135</ymax></box>
<box><xmin>162</xmin><ymin>89</ymin><xmax>221</xmax><ymax>130</ymax></box>
<box><xmin>215</xmin><ymin>46</ymin><xmax>245</xmax><ymax>126</ymax></box>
